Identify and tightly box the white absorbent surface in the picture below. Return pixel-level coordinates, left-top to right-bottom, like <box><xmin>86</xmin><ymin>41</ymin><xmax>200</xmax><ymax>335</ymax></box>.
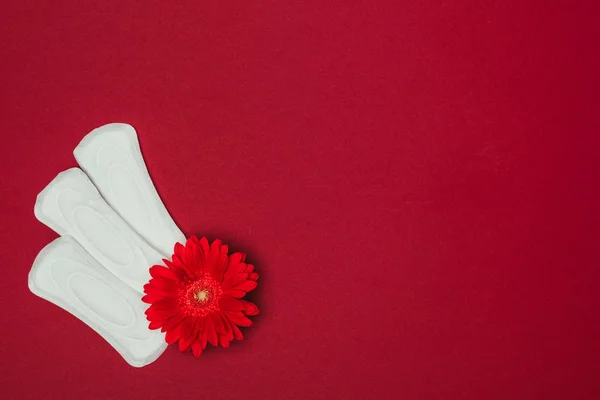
<box><xmin>74</xmin><ymin>123</ymin><xmax>186</xmax><ymax>256</ymax></box>
<box><xmin>29</xmin><ymin>236</ymin><xmax>167</xmax><ymax>367</ymax></box>
<box><xmin>34</xmin><ymin>167</ymin><xmax>165</xmax><ymax>293</ymax></box>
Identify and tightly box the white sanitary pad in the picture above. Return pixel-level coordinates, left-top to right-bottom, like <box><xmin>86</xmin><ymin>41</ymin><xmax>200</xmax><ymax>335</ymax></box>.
<box><xmin>31</xmin><ymin>124</ymin><xmax>186</xmax><ymax>367</ymax></box>
<box><xmin>29</xmin><ymin>236</ymin><xmax>167</xmax><ymax>367</ymax></box>
<box><xmin>34</xmin><ymin>167</ymin><xmax>165</xmax><ymax>294</ymax></box>
<box><xmin>74</xmin><ymin>123</ymin><xmax>186</xmax><ymax>256</ymax></box>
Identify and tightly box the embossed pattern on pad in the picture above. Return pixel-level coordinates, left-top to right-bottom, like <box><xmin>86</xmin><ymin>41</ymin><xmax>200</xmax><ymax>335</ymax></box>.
<box><xmin>34</xmin><ymin>168</ymin><xmax>164</xmax><ymax>293</ymax></box>
<box><xmin>28</xmin><ymin>237</ymin><xmax>167</xmax><ymax>367</ymax></box>
<box><xmin>74</xmin><ymin>123</ymin><xmax>186</xmax><ymax>256</ymax></box>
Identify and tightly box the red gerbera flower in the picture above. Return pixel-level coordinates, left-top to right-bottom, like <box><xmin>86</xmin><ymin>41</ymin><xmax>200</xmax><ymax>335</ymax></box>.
<box><xmin>143</xmin><ymin>236</ymin><xmax>259</xmax><ymax>357</ymax></box>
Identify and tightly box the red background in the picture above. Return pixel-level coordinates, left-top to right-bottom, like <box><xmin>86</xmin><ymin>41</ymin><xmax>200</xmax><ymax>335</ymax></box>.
<box><xmin>1</xmin><ymin>1</ymin><xmax>599</xmax><ymax>399</ymax></box>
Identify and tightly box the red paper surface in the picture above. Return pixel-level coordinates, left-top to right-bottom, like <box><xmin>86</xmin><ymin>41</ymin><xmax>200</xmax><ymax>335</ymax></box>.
<box><xmin>1</xmin><ymin>1</ymin><xmax>599</xmax><ymax>399</ymax></box>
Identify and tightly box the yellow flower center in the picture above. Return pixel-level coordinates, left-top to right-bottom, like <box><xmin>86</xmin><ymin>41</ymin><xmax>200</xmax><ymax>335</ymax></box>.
<box><xmin>195</xmin><ymin>290</ymin><xmax>209</xmax><ymax>302</ymax></box>
<box><xmin>181</xmin><ymin>277</ymin><xmax>223</xmax><ymax>317</ymax></box>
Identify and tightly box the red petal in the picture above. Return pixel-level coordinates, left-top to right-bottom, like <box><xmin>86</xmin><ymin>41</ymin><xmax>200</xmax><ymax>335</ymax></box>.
<box><xmin>223</xmin><ymin>289</ymin><xmax>247</xmax><ymax>298</ymax></box>
<box><xmin>183</xmin><ymin>316</ymin><xmax>197</xmax><ymax>338</ymax></box>
<box><xmin>174</xmin><ymin>242</ymin><xmax>186</xmax><ymax>260</ymax></box>
<box><xmin>148</xmin><ymin>277</ymin><xmax>180</xmax><ymax>292</ymax></box>
<box><xmin>161</xmin><ymin>312</ymin><xmax>186</xmax><ymax>333</ymax></box>
<box><xmin>219</xmin><ymin>335</ymin><xmax>230</xmax><ymax>348</ymax></box>
<box><xmin>178</xmin><ymin>317</ymin><xmax>197</xmax><ymax>352</ymax></box>
<box><xmin>223</xmin><ymin>317</ymin><xmax>234</xmax><ymax>341</ymax></box>
<box><xmin>163</xmin><ymin>258</ymin><xmax>184</xmax><ymax>274</ymax></box>
<box><xmin>185</xmin><ymin>238</ymin><xmax>201</xmax><ymax>271</ymax></box>
<box><xmin>171</xmin><ymin>254</ymin><xmax>195</xmax><ymax>278</ymax></box>
<box><xmin>191</xmin><ymin>340</ymin><xmax>203</xmax><ymax>358</ymax></box>
<box><xmin>233</xmin><ymin>280</ymin><xmax>258</xmax><ymax>293</ymax></box>
<box><xmin>200</xmin><ymin>324</ymin><xmax>208</xmax><ymax>349</ymax></box>
<box><xmin>141</xmin><ymin>294</ymin><xmax>167</xmax><ymax>304</ymax></box>
<box><xmin>149</xmin><ymin>297</ymin><xmax>177</xmax><ymax>310</ymax></box>
<box><xmin>193</xmin><ymin>241</ymin><xmax>203</xmax><ymax>270</ymax></box>
<box><xmin>240</xmin><ymin>300</ymin><xmax>260</xmax><ymax>316</ymax></box>
<box><xmin>245</xmin><ymin>264</ymin><xmax>255</xmax><ymax>273</ymax></box>
<box><xmin>223</xmin><ymin>273</ymin><xmax>248</xmax><ymax>289</ymax></box>
<box><xmin>214</xmin><ymin>254</ymin><xmax>228</xmax><ymax>280</ymax></box>
<box><xmin>161</xmin><ymin>261</ymin><xmax>187</xmax><ymax>281</ymax></box>
<box><xmin>213</xmin><ymin>245</ymin><xmax>228</xmax><ymax>278</ymax></box>
<box><xmin>228</xmin><ymin>312</ymin><xmax>253</xmax><ymax>327</ymax></box>
<box><xmin>180</xmin><ymin>316</ymin><xmax>203</xmax><ymax>353</ymax></box>
<box><xmin>228</xmin><ymin>252</ymin><xmax>244</xmax><ymax>266</ymax></box>
<box><xmin>197</xmin><ymin>241</ymin><xmax>207</xmax><ymax>267</ymax></box>
<box><xmin>205</xmin><ymin>239</ymin><xmax>222</xmax><ymax>275</ymax></box>
<box><xmin>219</xmin><ymin>295</ymin><xmax>244</xmax><ymax>311</ymax></box>
<box><xmin>226</xmin><ymin>260</ymin><xmax>246</xmax><ymax>275</ymax></box>
<box><xmin>249</xmin><ymin>272</ymin><xmax>259</xmax><ymax>281</ymax></box>
<box><xmin>204</xmin><ymin>315</ymin><xmax>219</xmax><ymax>346</ymax></box>
<box><xmin>150</xmin><ymin>265</ymin><xmax>179</xmax><ymax>281</ymax></box>
<box><xmin>165</xmin><ymin>323</ymin><xmax>182</xmax><ymax>344</ymax></box>
<box><xmin>210</xmin><ymin>312</ymin><xmax>226</xmax><ymax>335</ymax></box>
<box><xmin>188</xmin><ymin>236</ymin><xmax>206</xmax><ymax>269</ymax></box>
<box><xmin>148</xmin><ymin>320</ymin><xmax>163</xmax><ymax>330</ymax></box>
<box><xmin>143</xmin><ymin>284</ymin><xmax>173</xmax><ymax>297</ymax></box>
<box><xmin>190</xmin><ymin>316</ymin><xmax>203</xmax><ymax>340</ymax></box>
<box><xmin>230</xmin><ymin>320</ymin><xmax>244</xmax><ymax>340</ymax></box>
<box><xmin>146</xmin><ymin>306</ymin><xmax>178</xmax><ymax>321</ymax></box>
<box><xmin>193</xmin><ymin>317</ymin><xmax>207</xmax><ymax>347</ymax></box>
<box><xmin>199</xmin><ymin>237</ymin><xmax>209</xmax><ymax>253</ymax></box>
<box><xmin>147</xmin><ymin>313</ymin><xmax>172</xmax><ymax>325</ymax></box>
